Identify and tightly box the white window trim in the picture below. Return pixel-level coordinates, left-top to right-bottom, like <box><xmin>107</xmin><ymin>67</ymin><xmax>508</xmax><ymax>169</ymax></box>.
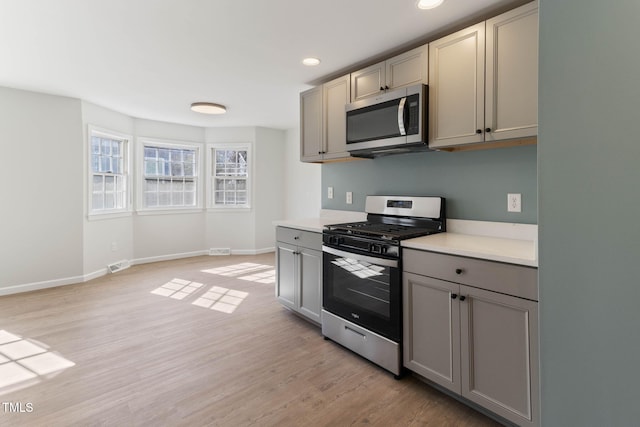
<box><xmin>136</xmin><ymin>137</ymin><xmax>204</xmax><ymax>214</ymax></box>
<box><xmin>206</xmin><ymin>142</ymin><xmax>253</xmax><ymax>212</ymax></box>
<box><xmin>87</xmin><ymin>125</ymin><xmax>132</xmax><ymax>219</ymax></box>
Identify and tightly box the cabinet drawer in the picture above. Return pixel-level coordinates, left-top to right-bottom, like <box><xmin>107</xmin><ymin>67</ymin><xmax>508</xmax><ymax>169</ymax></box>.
<box><xmin>403</xmin><ymin>249</ymin><xmax>538</xmax><ymax>301</ymax></box>
<box><xmin>276</xmin><ymin>226</ymin><xmax>322</xmax><ymax>250</ymax></box>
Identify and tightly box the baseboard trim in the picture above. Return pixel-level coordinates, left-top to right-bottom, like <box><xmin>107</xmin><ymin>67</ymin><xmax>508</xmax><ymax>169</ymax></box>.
<box><xmin>0</xmin><ymin>248</ymin><xmax>276</xmax><ymax>296</ymax></box>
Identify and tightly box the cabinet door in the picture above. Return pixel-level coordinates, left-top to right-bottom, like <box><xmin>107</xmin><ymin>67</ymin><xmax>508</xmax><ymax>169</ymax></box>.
<box><xmin>275</xmin><ymin>242</ymin><xmax>297</xmax><ymax>309</ymax></box>
<box><xmin>386</xmin><ymin>45</ymin><xmax>428</xmax><ymax>90</ymax></box>
<box><xmin>300</xmin><ymin>86</ymin><xmax>323</xmax><ymax>162</ymax></box>
<box><xmin>323</xmin><ymin>74</ymin><xmax>351</xmax><ymax>160</ymax></box>
<box><xmin>403</xmin><ymin>273</ymin><xmax>461</xmax><ymax>393</ymax></box>
<box><xmin>460</xmin><ymin>285</ymin><xmax>539</xmax><ymax>427</ymax></box>
<box><xmin>298</xmin><ymin>247</ymin><xmax>322</xmax><ymax>324</ymax></box>
<box><xmin>429</xmin><ymin>23</ymin><xmax>485</xmax><ymax>148</ymax></box>
<box><xmin>485</xmin><ymin>1</ymin><xmax>538</xmax><ymax>141</ymax></box>
<box><xmin>350</xmin><ymin>61</ymin><xmax>385</xmax><ymax>102</ymax></box>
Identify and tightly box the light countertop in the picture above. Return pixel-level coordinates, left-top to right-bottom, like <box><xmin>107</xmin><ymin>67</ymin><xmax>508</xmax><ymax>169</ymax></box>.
<box><xmin>274</xmin><ymin>215</ymin><xmax>538</xmax><ymax>267</ymax></box>
<box><xmin>402</xmin><ymin>233</ymin><xmax>537</xmax><ymax>267</ymax></box>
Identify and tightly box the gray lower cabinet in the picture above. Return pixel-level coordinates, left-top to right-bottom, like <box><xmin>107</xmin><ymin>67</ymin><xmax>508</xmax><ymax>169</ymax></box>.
<box><xmin>275</xmin><ymin>227</ymin><xmax>322</xmax><ymax>324</ymax></box>
<box><xmin>403</xmin><ymin>249</ymin><xmax>539</xmax><ymax>427</ymax></box>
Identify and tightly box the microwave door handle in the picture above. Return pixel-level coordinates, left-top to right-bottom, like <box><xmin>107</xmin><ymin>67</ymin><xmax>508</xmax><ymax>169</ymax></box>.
<box><xmin>397</xmin><ymin>97</ymin><xmax>407</xmax><ymax>136</ymax></box>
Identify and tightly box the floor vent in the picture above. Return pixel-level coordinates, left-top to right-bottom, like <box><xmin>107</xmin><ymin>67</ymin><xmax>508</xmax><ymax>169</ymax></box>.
<box><xmin>209</xmin><ymin>248</ymin><xmax>231</xmax><ymax>256</ymax></box>
<box><xmin>107</xmin><ymin>260</ymin><xmax>131</xmax><ymax>273</ymax></box>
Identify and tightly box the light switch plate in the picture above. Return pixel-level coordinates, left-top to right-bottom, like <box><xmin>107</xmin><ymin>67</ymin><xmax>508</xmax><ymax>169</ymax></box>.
<box><xmin>328</xmin><ymin>186</ymin><xmax>334</xmax><ymax>199</ymax></box>
<box><xmin>346</xmin><ymin>191</ymin><xmax>353</xmax><ymax>204</ymax></box>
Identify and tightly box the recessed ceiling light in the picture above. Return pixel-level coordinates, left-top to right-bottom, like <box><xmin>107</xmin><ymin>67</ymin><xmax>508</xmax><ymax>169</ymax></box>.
<box><xmin>190</xmin><ymin>102</ymin><xmax>226</xmax><ymax>115</ymax></box>
<box><xmin>302</xmin><ymin>57</ymin><xmax>321</xmax><ymax>66</ymax></box>
<box><xmin>417</xmin><ymin>0</ymin><xmax>444</xmax><ymax>10</ymax></box>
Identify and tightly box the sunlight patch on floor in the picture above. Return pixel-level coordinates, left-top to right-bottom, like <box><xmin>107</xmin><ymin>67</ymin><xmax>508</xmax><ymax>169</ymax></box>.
<box><xmin>202</xmin><ymin>263</ymin><xmax>275</xmax><ymax>284</ymax></box>
<box><xmin>192</xmin><ymin>285</ymin><xmax>249</xmax><ymax>314</ymax></box>
<box><xmin>150</xmin><ymin>278</ymin><xmax>204</xmax><ymax>300</ymax></box>
<box><xmin>0</xmin><ymin>330</ymin><xmax>75</xmax><ymax>396</ymax></box>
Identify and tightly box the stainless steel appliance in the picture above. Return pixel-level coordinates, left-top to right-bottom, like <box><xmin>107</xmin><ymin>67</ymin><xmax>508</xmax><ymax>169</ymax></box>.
<box><xmin>322</xmin><ymin>195</ymin><xmax>445</xmax><ymax>377</ymax></box>
<box><xmin>345</xmin><ymin>84</ymin><xmax>428</xmax><ymax>158</ymax></box>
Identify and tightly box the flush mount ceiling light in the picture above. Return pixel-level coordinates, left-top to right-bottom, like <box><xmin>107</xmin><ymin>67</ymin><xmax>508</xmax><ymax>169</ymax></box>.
<box><xmin>190</xmin><ymin>102</ymin><xmax>227</xmax><ymax>115</ymax></box>
<box><xmin>302</xmin><ymin>57</ymin><xmax>321</xmax><ymax>66</ymax></box>
<box><xmin>417</xmin><ymin>0</ymin><xmax>444</xmax><ymax>10</ymax></box>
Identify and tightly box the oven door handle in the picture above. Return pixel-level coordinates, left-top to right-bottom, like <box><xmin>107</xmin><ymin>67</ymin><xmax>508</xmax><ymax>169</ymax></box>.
<box><xmin>322</xmin><ymin>245</ymin><xmax>398</xmax><ymax>268</ymax></box>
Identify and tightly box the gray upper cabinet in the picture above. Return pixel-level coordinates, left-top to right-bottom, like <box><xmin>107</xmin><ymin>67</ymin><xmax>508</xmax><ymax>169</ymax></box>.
<box><xmin>429</xmin><ymin>1</ymin><xmax>538</xmax><ymax>149</ymax></box>
<box><xmin>300</xmin><ymin>75</ymin><xmax>351</xmax><ymax>163</ymax></box>
<box><xmin>300</xmin><ymin>86</ymin><xmax>323</xmax><ymax>162</ymax></box>
<box><xmin>403</xmin><ymin>248</ymin><xmax>539</xmax><ymax>427</ymax></box>
<box><xmin>351</xmin><ymin>45</ymin><xmax>428</xmax><ymax>102</ymax></box>
<box><xmin>484</xmin><ymin>1</ymin><xmax>538</xmax><ymax>142</ymax></box>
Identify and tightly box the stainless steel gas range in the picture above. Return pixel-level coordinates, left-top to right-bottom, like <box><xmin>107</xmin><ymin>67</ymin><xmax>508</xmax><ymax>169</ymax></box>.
<box><xmin>321</xmin><ymin>195</ymin><xmax>446</xmax><ymax>377</ymax></box>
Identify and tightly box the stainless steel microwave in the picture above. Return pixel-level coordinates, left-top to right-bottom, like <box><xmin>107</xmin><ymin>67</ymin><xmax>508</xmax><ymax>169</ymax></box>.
<box><xmin>346</xmin><ymin>84</ymin><xmax>428</xmax><ymax>158</ymax></box>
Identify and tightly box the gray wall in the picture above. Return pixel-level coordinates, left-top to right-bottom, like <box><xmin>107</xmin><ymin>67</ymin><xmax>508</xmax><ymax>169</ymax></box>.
<box><xmin>322</xmin><ymin>145</ymin><xmax>537</xmax><ymax>223</ymax></box>
<box><xmin>538</xmin><ymin>1</ymin><xmax>640</xmax><ymax>425</ymax></box>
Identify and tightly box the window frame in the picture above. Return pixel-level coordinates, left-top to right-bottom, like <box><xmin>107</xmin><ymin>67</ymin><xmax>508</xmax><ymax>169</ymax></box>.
<box><xmin>87</xmin><ymin>125</ymin><xmax>132</xmax><ymax>219</ymax></box>
<box><xmin>136</xmin><ymin>138</ymin><xmax>203</xmax><ymax>214</ymax></box>
<box><xmin>207</xmin><ymin>143</ymin><xmax>253</xmax><ymax>211</ymax></box>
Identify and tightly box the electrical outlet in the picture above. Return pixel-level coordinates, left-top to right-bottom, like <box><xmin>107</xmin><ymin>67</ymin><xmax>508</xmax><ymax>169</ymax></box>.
<box><xmin>328</xmin><ymin>186</ymin><xmax>334</xmax><ymax>199</ymax></box>
<box><xmin>508</xmin><ymin>193</ymin><xmax>522</xmax><ymax>213</ymax></box>
<box><xmin>346</xmin><ymin>191</ymin><xmax>353</xmax><ymax>204</ymax></box>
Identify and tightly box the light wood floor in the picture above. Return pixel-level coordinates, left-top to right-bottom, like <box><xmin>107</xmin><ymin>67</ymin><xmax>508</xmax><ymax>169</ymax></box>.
<box><xmin>0</xmin><ymin>254</ymin><xmax>501</xmax><ymax>426</ymax></box>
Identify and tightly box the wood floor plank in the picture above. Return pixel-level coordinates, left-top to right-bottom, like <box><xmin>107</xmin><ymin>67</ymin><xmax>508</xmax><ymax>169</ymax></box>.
<box><xmin>0</xmin><ymin>254</ymin><xmax>501</xmax><ymax>426</ymax></box>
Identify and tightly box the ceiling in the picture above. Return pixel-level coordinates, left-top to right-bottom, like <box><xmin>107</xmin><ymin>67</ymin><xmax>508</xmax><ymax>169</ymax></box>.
<box><xmin>0</xmin><ymin>0</ymin><xmax>520</xmax><ymax>130</ymax></box>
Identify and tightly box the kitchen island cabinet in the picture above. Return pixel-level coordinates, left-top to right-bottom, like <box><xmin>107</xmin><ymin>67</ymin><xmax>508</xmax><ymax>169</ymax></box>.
<box><xmin>403</xmin><ymin>248</ymin><xmax>539</xmax><ymax>427</ymax></box>
<box><xmin>275</xmin><ymin>226</ymin><xmax>322</xmax><ymax>323</ymax></box>
<box><xmin>428</xmin><ymin>1</ymin><xmax>538</xmax><ymax>149</ymax></box>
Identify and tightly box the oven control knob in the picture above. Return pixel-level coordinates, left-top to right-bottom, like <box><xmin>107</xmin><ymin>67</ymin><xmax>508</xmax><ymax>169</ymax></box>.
<box><xmin>370</xmin><ymin>244</ymin><xmax>382</xmax><ymax>254</ymax></box>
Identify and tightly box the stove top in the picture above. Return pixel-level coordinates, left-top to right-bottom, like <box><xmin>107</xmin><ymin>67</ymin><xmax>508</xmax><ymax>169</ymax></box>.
<box><xmin>325</xmin><ymin>220</ymin><xmax>441</xmax><ymax>241</ymax></box>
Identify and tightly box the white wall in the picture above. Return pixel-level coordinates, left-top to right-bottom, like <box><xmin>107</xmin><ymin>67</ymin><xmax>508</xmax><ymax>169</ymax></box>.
<box><xmin>283</xmin><ymin>127</ymin><xmax>321</xmax><ymax>219</ymax></box>
<box><xmin>0</xmin><ymin>87</ymin><xmax>84</xmax><ymax>292</ymax></box>
<box><xmin>133</xmin><ymin>119</ymin><xmax>207</xmax><ymax>261</ymax></box>
<box><xmin>81</xmin><ymin>101</ymin><xmax>135</xmax><ymax>275</ymax></box>
<box><xmin>0</xmin><ymin>87</ymin><xmax>294</xmax><ymax>294</ymax></box>
<box><xmin>254</xmin><ymin>127</ymin><xmax>286</xmax><ymax>250</ymax></box>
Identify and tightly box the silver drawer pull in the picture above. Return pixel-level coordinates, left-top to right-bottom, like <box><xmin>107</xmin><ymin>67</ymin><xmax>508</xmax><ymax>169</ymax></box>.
<box><xmin>345</xmin><ymin>325</ymin><xmax>366</xmax><ymax>339</ymax></box>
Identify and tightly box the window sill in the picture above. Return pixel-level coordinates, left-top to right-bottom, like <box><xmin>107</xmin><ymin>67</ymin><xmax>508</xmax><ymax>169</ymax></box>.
<box><xmin>87</xmin><ymin>211</ymin><xmax>133</xmax><ymax>221</ymax></box>
<box><xmin>136</xmin><ymin>207</ymin><xmax>204</xmax><ymax>216</ymax></box>
<box><xmin>207</xmin><ymin>206</ymin><xmax>252</xmax><ymax>213</ymax></box>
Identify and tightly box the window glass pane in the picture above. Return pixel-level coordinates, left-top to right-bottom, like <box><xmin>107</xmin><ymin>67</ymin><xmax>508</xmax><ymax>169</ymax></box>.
<box><xmin>172</xmin><ymin>180</ymin><xmax>184</xmax><ymax>192</ymax></box>
<box><xmin>159</xmin><ymin>179</ymin><xmax>171</xmax><ymax>192</ymax></box>
<box><xmin>105</xmin><ymin>193</ymin><xmax>115</xmax><ymax>209</ymax></box>
<box><xmin>101</xmin><ymin>139</ymin><xmax>111</xmax><ymax>155</ymax></box>
<box><xmin>92</xmin><ymin>194</ymin><xmax>104</xmax><ymax>210</ymax></box>
<box><xmin>171</xmin><ymin>162</ymin><xmax>183</xmax><ymax>176</ymax></box>
<box><xmin>145</xmin><ymin>192</ymin><xmax>158</xmax><ymax>207</ymax></box>
<box><xmin>184</xmin><ymin>192</ymin><xmax>195</xmax><ymax>206</ymax></box>
<box><xmin>144</xmin><ymin>178</ymin><xmax>158</xmax><ymax>192</ymax></box>
<box><xmin>172</xmin><ymin>192</ymin><xmax>184</xmax><ymax>206</ymax></box>
<box><xmin>184</xmin><ymin>162</ymin><xmax>194</xmax><ymax>176</ymax></box>
<box><xmin>215</xmin><ymin>191</ymin><xmax>224</xmax><ymax>204</ymax></box>
<box><xmin>184</xmin><ymin>151</ymin><xmax>195</xmax><ymax>163</ymax></box>
<box><xmin>158</xmin><ymin>192</ymin><xmax>171</xmax><ymax>206</ymax></box>
<box><xmin>216</xmin><ymin>178</ymin><xmax>226</xmax><ymax>191</ymax></box>
<box><xmin>144</xmin><ymin>147</ymin><xmax>156</xmax><ymax>159</ymax></box>
<box><xmin>171</xmin><ymin>150</ymin><xmax>183</xmax><ymax>162</ymax></box>
<box><xmin>93</xmin><ymin>175</ymin><xmax>104</xmax><ymax>192</ymax></box>
<box><xmin>236</xmin><ymin>191</ymin><xmax>247</xmax><ymax>204</ymax></box>
<box><xmin>105</xmin><ymin>176</ymin><xmax>115</xmax><ymax>192</ymax></box>
<box><xmin>237</xmin><ymin>179</ymin><xmax>247</xmax><ymax>191</ymax></box>
<box><xmin>224</xmin><ymin>191</ymin><xmax>236</xmax><ymax>204</ymax></box>
<box><xmin>158</xmin><ymin>149</ymin><xmax>170</xmax><ymax>161</ymax></box>
<box><xmin>91</xmin><ymin>137</ymin><xmax>101</xmax><ymax>154</ymax></box>
<box><xmin>185</xmin><ymin>181</ymin><xmax>195</xmax><ymax>192</ymax></box>
<box><xmin>116</xmin><ymin>191</ymin><xmax>125</xmax><ymax>209</ymax></box>
<box><xmin>100</xmin><ymin>156</ymin><xmax>111</xmax><ymax>172</ymax></box>
<box><xmin>112</xmin><ymin>140</ymin><xmax>121</xmax><ymax>157</ymax></box>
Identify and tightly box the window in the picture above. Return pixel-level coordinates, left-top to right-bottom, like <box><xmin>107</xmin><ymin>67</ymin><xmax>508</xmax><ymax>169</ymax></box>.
<box><xmin>89</xmin><ymin>127</ymin><xmax>130</xmax><ymax>215</ymax></box>
<box><xmin>140</xmin><ymin>140</ymin><xmax>199</xmax><ymax>210</ymax></box>
<box><xmin>210</xmin><ymin>145</ymin><xmax>251</xmax><ymax>209</ymax></box>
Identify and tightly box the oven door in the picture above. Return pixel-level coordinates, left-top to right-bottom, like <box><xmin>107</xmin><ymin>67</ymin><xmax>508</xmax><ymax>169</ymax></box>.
<box><xmin>322</xmin><ymin>245</ymin><xmax>401</xmax><ymax>343</ymax></box>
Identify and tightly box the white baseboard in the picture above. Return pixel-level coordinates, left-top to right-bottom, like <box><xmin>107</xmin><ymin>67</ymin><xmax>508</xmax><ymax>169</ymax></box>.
<box><xmin>0</xmin><ymin>249</ymin><xmax>276</xmax><ymax>296</ymax></box>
